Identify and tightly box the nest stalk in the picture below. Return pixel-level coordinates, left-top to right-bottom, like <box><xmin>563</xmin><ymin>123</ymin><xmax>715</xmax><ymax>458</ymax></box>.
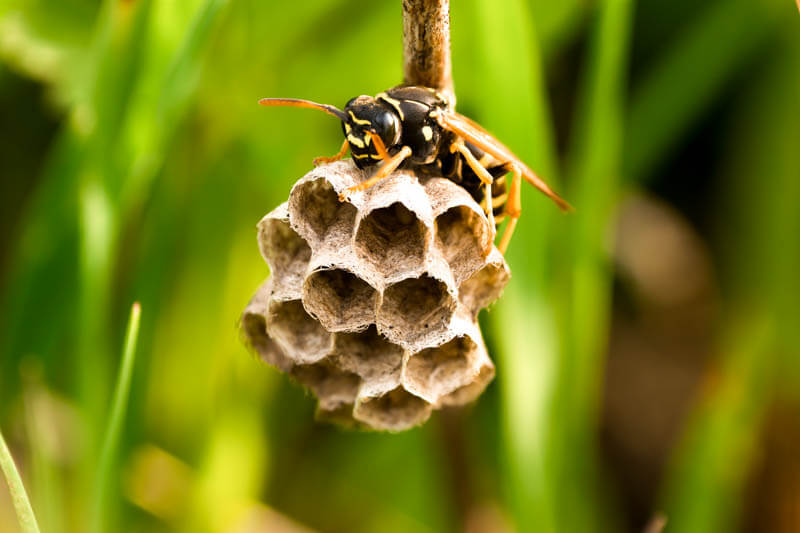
<box><xmin>402</xmin><ymin>0</ymin><xmax>454</xmax><ymax>103</ymax></box>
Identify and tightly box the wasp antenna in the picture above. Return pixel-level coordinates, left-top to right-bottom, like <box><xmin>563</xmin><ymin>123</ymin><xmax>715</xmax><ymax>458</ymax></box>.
<box><xmin>258</xmin><ymin>98</ymin><xmax>347</xmax><ymax>122</ymax></box>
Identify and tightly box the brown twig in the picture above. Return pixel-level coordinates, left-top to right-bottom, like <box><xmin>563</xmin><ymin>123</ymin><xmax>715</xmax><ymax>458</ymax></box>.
<box><xmin>402</xmin><ymin>0</ymin><xmax>455</xmax><ymax>104</ymax></box>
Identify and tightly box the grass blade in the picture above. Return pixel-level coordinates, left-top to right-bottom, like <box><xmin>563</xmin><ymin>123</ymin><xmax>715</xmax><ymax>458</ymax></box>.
<box><xmin>0</xmin><ymin>427</ymin><xmax>41</xmax><ymax>533</ymax></box>
<box><xmin>554</xmin><ymin>0</ymin><xmax>635</xmax><ymax>529</ymax></box>
<box><xmin>660</xmin><ymin>40</ymin><xmax>800</xmax><ymax>533</ymax></box>
<box><xmin>464</xmin><ymin>0</ymin><xmax>562</xmax><ymax>530</ymax></box>
<box><xmin>623</xmin><ymin>0</ymin><xmax>773</xmax><ymax>183</ymax></box>
<box><xmin>90</xmin><ymin>301</ymin><xmax>141</xmax><ymax>533</ymax></box>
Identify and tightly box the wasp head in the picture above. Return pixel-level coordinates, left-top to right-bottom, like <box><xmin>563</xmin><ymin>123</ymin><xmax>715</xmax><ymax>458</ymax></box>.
<box><xmin>258</xmin><ymin>94</ymin><xmax>401</xmax><ymax>170</ymax></box>
<box><xmin>342</xmin><ymin>96</ymin><xmax>401</xmax><ymax>168</ymax></box>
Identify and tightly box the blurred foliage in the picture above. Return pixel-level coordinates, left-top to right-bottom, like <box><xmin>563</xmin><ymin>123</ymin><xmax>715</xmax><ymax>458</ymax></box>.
<box><xmin>1</xmin><ymin>0</ymin><xmax>799</xmax><ymax>532</ymax></box>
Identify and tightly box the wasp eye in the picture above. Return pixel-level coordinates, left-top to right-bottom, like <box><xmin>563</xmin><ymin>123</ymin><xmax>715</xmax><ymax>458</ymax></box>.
<box><xmin>373</xmin><ymin>111</ymin><xmax>400</xmax><ymax>146</ymax></box>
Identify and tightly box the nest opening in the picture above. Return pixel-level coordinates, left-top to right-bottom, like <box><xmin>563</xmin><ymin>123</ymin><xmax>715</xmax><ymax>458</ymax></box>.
<box><xmin>459</xmin><ymin>259</ymin><xmax>509</xmax><ymax>317</ymax></box>
<box><xmin>260</xmin><ymin>218</ymin><xmax>311</xmax><ymax>287</ymax></box>
<box><xmin>405</xmin><ymin>335</ymin><xmax>476</xmax><ymax>401</ymax></box>
<box><xmin>355</xmin><ymin>202</ymin><xmax>427</xmax><ymax>279</ymax></box>
<box><xmin>267</xmin><ymin>299</ymin><xmax>332</xmax><ymax>364</ymax></box>
<box><xmin>292</xmin><ymin>177</ymin><xmax>357</xmax><ymax>242</ymax></box>
<box><xmin>332</xmin><ymin>326</ymin><xmax>403</xmax><ymax>380</ymax></box>
<box><xmin>242</xmin><ymin>311</ymin><xmax>269</xmax><ymax>350</ymax></box>
<box><xmin>243</xmin><ymin>163</ymin><xmax>510</xmax><ymax>430</ymax></box>
<box><xmin>379</xmin><ymin>274</ymin><xmax>455</xmax><ymax>342</ymax></box>
<box><xmin>303</xmin><ymin>268</ymin><xmax>377</xmax><ymax>332</ymax></box>
<box><xmin>435</xmin><ymin>206</ymin><xmax>489</xmax><ymax>281</ymax></box>
<box><xmin>438</xmin><ymin>363</ymin><xmax>494</xmax><ymax>407</ymax></box>
<box><xmin>354</xmin><ymin>386</ymin><xmax>431</xmax><ymax>431</ymax></box>
<box><xmin>241</xmin><ymin>310</ymin><xmax>292</xmax><ymax>371</ymax></box>
<box><xmin>292</xmin><ymin>361</ymin><xmax>361</xmax><ymax>411</ymax></box>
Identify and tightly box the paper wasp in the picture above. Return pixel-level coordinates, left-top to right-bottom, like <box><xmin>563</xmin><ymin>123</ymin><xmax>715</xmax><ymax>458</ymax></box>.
<box><xmin>260</xmin><ymin>85</ymin><xmax>571</xmax><ymax>254</ymax></box>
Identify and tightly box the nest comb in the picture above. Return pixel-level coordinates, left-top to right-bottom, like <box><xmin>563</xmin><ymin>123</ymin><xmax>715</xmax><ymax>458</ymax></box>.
<box><xmin>242</xmin><ymin>160</ymin><xmax>510</xmax><ymax>431</ymax></box>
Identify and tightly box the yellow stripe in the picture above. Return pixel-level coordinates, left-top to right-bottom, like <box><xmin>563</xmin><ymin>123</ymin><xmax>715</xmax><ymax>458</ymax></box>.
<box><xmin>347</xmin><ymin>134</ymin><xmax>365</xmax><ymax>149</ymax></box>
<box><xmin>353</xmin><ymin>153</ymin><xmax>370</xmax><ymax>159</ymax></box>
<box><xmin>376</xmin><ymin>92</ymin><xmax>405</xmax><ymax>120</ymax></box>
<box><xmin>495</xmin><ymin>175</ymin><xmax>506</xmax><ymax>186</ymax></box>
<box><xmin>348</xmin><ymin>110</ymin><xmax>371</xmax><ymax>126</ymax></box>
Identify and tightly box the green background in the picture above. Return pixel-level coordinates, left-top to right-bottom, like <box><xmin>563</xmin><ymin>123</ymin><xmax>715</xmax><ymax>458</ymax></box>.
<box><xmin>1</xmin><ymin>0</ymin><xmax>799</xmax><ymax>532</ymax></box>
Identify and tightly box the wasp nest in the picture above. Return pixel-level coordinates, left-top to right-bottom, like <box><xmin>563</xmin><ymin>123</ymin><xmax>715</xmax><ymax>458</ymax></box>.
<box><xmin>242</xmin><ymin>160</ymin><xmax>510</xmax><ymax>431</ymax></box>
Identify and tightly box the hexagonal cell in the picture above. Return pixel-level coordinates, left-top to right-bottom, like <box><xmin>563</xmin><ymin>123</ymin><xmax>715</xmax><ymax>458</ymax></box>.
<box><xmin>435</xmin><ymin>205</ymin><xmax>491</xmax><ymax>284</ymax></box>
<box><xmin>292</xmin><ymin>361</ymin><xmax>360</xmax><ymax>411</ymax></box>
<box><xmin>302</xmin><ymin>267</ymin><xmax>377</xmax><ymax>332</ymax></box>
<box><xmin>353</xmin><ymin>386</ymin><xmax>432</xmax><ymax>431</ymax></box>
<box><xmin>438</xmin><ymin>362</ymin><xmax>495</xmax><ymax>407</ymax></box>
<box><xmin>266</xmin><ymin>299</ymin><xmax>333</xmax><ymax>364</ymax></box>
<box><xmin>289</xmin><ymin>176</ymin><xmax>357</xmax><ymax>244</ymax></box>
<box><xmin>332</xmin><ymin>326</ymin><xmax>403</xmax><ymax>381</ymax></box>
<box><xmin>241</xmin><ymin>279</ymin><xmax>294</xmax><ymax>371</ymax></box>
<box><xmin>355</xmin><ymin>202</ymin><xmax>428</xmax><ymax>280</ymax></box>
<box><xmin>241</xmin><ymin>162</ymin><xmax>505</xmax><ymax>430</ymax></box>
<box><xmin>403</xmin><ymin>335</ymin><xmax>478</xmax><ymax>403</ymax></box>
<box><xmin>241</xmin><ymin>307</ymin><xmax>294</xmax><ymax>372</ymax></box>
<box><xmin>378</xmin><ymin>274</ymin><xmax>457</xmax><ymax>346</ymax></box>
<box><xmin>459</xmin><ymin>248</ymin><xmax>510</xmax><ymax>318</ymax></box>
<box><xmin>258</xmin><ymin>204</ymin><xmax>311</xmax><ymax>295</ymax></box>
<box><xmin>424</xmin><ymin>177</ymin><xmax>480</xmax><ymax>214</ymax></box>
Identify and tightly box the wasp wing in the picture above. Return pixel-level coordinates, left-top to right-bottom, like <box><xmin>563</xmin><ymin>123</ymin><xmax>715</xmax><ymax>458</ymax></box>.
<box><xmin>439</xmin><ymin>111</ymin><xmax>572</xmax><ymax>211</ymax></box>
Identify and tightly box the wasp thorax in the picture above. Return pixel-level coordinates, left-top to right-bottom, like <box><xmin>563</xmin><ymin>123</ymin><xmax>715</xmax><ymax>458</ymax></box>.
<box><xmin>342</xmin><ymin>96</ymin><xmax>401</xmax><ymax>168</ymax></box>
<box><xmin>242</xmin><ymin>160</ymin><xmax>510</xmax><ymax>431</ymax></box>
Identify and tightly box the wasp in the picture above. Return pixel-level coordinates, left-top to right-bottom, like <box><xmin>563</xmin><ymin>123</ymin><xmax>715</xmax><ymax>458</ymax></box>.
<box><xmin>260</xmin><ymin>85</ymin><xmax>571</xmax><ymax>254</ymax></box>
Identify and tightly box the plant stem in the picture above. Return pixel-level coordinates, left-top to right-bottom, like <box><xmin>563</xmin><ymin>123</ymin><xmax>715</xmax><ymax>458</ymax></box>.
<box><xmin>90</xmin><ymin>301</ymin><xmax>141</xmax><ymax>533</ymax></box>
<box><xmin>0</xmin><ymin>428</ymin><xmax>41</xmax><ymax>533</ymax></box>
<box><xmin>402</xmin><ymin>0</ymin><xmax>454</xmax><ymax>102</ymax></box>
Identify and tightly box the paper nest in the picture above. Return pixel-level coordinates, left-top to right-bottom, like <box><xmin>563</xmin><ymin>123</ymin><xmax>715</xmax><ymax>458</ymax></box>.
<box><xmin>241</xmin><ymin>160</ymin><xmax>510</xmax><ymax>431</ymax></box>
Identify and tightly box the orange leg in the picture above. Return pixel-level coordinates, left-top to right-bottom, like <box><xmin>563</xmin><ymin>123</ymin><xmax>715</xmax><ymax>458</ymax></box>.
<box><xmin>484</xmin><ymin>181</ymin><xmax>496</xmax><ymax>230</ymax></box>
<box><xmin>366</xmin><ymin>131</ymin><xmax>391</xmax><ymax>161</ymax></box>
<box><xmin>313</xmin><ymin>139</ymin><xmax>350</xmax><ymax>167</ymax></box>
<box><xmin>438</xmin><ymin>112</ymin><xmax>572</xmax><ymax>211</ymax></box>
<box><xmin>451</xmin><ymin>141</ymin><xmax>494</xmax><ymax>185</ymax></box>
<box><xmin>338</xmin><ymin>146</ymin><xmax>413</xmax><ymax>202</ymax></box>
<box><xmin>482</xmin><ymin>181</ymin><xmax>496</xmax><ymax>256</ymax></box>
<box><xmin>498</xmin><ymin>165</ymin><xmax>522</xmax><ymax>254</ymax></box>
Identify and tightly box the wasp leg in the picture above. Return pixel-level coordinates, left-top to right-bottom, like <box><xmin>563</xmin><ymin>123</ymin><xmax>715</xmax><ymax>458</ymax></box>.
<box><xmin>483</xmin><ymin>181</ymin><xmax>496</xmax><ymax>256</ymax></box>
<box><xmin>338</xmin><ymin>146</ymin><xmax>413</xmax><ymax>202</ymax></box>
<box><xmin>313</xmin><ymin>139</ymin><xmax>350</xmax><ymax>167</ymax></box>
<box><xmin>438</xmin><ymin>111</ymin><xmax>572</xmax><ymax>211</ymax></box>
<box><xmin>484</xmin><ymin>181</ymin><xmax>496</xmax><ymax>229</ymax></box>
<box><xmin>366</xmin><ymin>131</ymin><xmax>391</xmax><ymax>161</ymax></box>
<box><xmin>451</xmin><ymin>141</ymin><xmax>494</xmax><ymax>186</ymax></box>
<box><xmin>498</xmin><ymin>165</ymin><xmax>522</xmax><ymax>255</ymax></box>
